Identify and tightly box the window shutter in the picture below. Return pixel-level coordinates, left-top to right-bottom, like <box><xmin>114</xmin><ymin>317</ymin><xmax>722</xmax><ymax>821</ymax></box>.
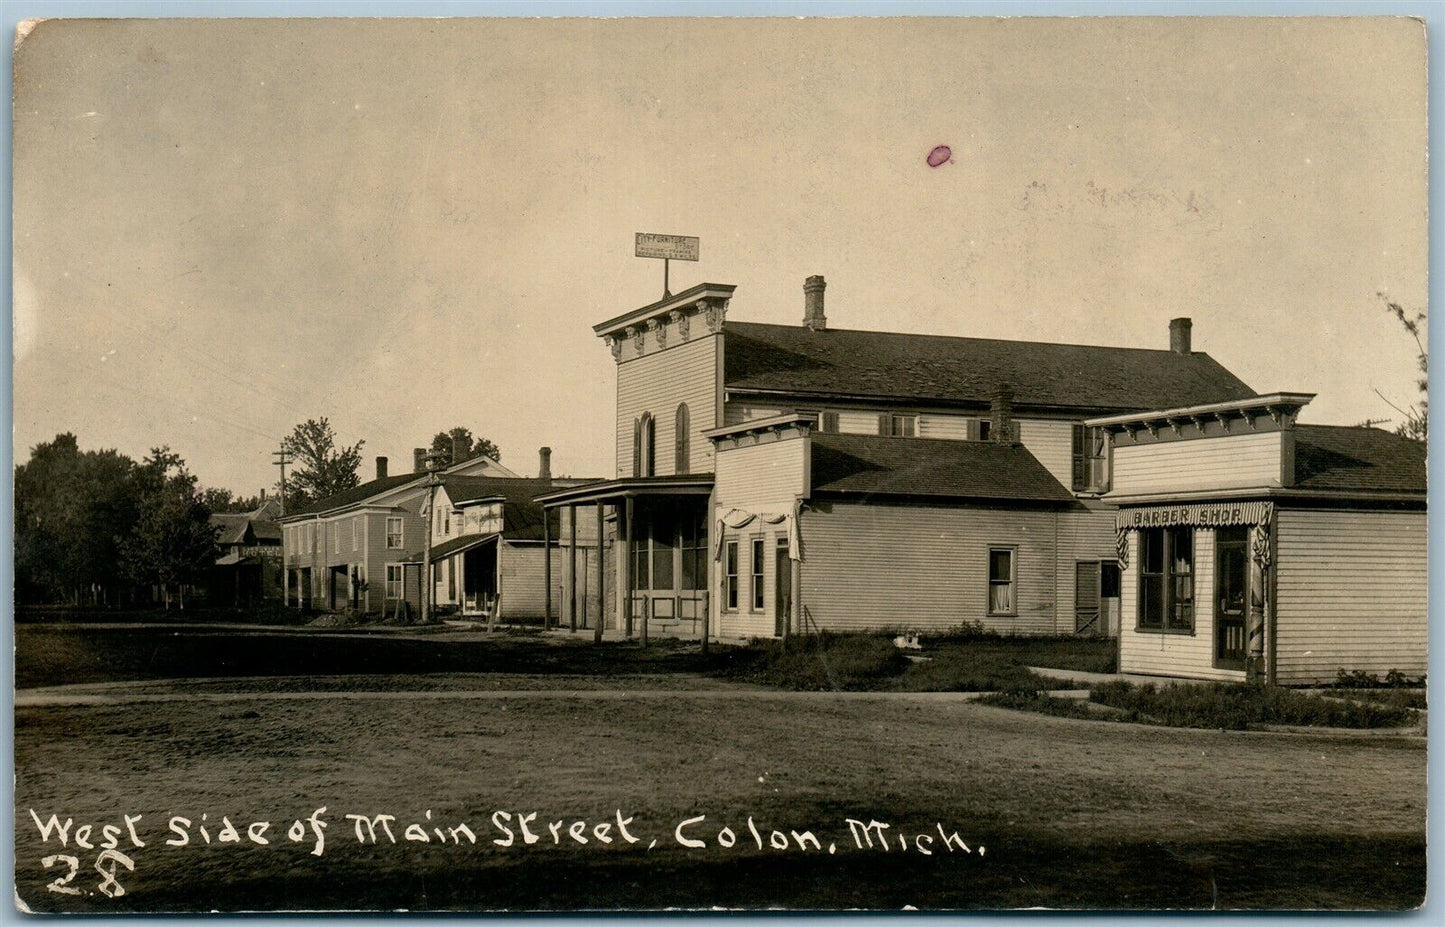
<box><xmin>675</xmin><ymin>404</ymin><xmax>690</xmax><ymax>474</ymax></box>
<box><xmin>878</xmin><ymin>414</ymin><xmax>891</xmax><ymax>436</ymax></box>
<box><xmin>1070</xmin><ymin>424</ymin><xmax>1086</xmax><ymax>490</ymax></box>
<box><xmin>632</xmin><ymin>418</ymin><xmax>642</xmax><ymax>477</ymax></box>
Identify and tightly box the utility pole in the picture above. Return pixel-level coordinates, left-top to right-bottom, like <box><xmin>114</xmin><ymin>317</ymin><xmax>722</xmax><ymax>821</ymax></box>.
<box><xmin>272</xmin><ymin>448</ymin><xmax>292</xmax><ymax>516</ymax></box>
<box><xmin>421</xmin><ymin>450</ymin><xmax>445</xmax><ymax>624</ymax></box>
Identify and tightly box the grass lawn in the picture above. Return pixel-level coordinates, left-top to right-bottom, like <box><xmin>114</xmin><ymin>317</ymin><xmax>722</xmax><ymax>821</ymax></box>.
<box><xmin>14</xmin><ymin>692</ymin><xmax>1425</xmax><ymax>911</ymax></box>
<box><xmin>16</xmin><ymin>624</ymin><xmax>1116</xmax><ymax>694</ymax></box>
<box><xmin>718</xmin><ymin>631</ymin><xmax>1116</xmax><ymax>692</ymax></box>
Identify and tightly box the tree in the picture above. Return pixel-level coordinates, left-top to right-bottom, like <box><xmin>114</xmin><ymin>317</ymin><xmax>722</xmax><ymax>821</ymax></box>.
<box><xmin>118</xmin><ymin>448</ymin><xmax>219</xmax><ymax>610</ymax></box>
<box><xmin>200</xmin><ymin>487</ymin><xmax>263</xmax><ymax>513</ymax></box>
<box><xmin>1375</xmin><ymin>292</ymin><xmax>1427</xmax><ymax>442</ymax></box>
<box><xmin>280</xmin><ymin>418</ymin><xmax>365</xmax><ymax>508</ymax></box>
<box><xmin>429</xmin><ymin>426</ymin><xmax>501</xmax><ymax>467</ymax></box>
<box><xmin>14</xmin><ymin>434</ymin><xmax>140</xmax><ymax>605</ymax></box>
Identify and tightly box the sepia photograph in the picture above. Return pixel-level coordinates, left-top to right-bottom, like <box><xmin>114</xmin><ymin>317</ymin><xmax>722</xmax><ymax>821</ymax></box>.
<box><xmin>9</xmin><ymin>11</ymin><xmax>1431</xmax><ymax>913</ymax></box>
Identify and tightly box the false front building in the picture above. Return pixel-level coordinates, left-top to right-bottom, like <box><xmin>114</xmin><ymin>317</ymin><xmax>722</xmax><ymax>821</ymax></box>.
<box><xmin>1090</xmin><ymin>394</ymin><xmax>1426</xmax><ymax>684</ymax></box>
<box><xmin>538</xmin><ymin>275</ymin><xmax>1257</xmax><ymax>641</ymax></box>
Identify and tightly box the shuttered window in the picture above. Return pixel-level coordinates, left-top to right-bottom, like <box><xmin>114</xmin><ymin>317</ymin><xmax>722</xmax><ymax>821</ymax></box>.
<box><xmin>1072</xmin><ymin>424</ymin><xmax>1109</xmax><ymax>492</ymax></box>
<box><xmin>819</xmin><ymin>411</ymin><xmax>840</xmax><ymax>433</ymax></box>
<box><xmin>878</xmin><ymin>413</ymin><xmax>917</xmax><ymax>437</ymax></box>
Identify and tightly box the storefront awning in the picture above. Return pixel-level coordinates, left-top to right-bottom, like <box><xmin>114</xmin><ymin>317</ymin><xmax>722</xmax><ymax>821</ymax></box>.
<box><xmin>429</xmin><ymin>533</ymin><xmax>500</xmax><ymax>561</ymax></box>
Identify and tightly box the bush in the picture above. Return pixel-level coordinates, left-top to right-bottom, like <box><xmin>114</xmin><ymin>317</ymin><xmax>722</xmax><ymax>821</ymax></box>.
<box><xmin>1334</xmin><ymin>668</ymin><xmax>1426</xmax><ymax>689</ymax></box>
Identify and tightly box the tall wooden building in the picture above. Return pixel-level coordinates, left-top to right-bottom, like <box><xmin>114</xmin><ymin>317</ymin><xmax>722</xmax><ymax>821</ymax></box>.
<box><xmin>538</xmin><ymin>276</ymin><xmax>1263</xmax><ymax>642</ymax></box>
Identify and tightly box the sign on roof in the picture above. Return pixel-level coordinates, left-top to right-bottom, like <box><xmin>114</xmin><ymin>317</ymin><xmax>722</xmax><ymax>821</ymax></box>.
<box><xmin>635</xmin><ymin>233</ymin><xmax>699</xmax><ymax>261</ymax></box>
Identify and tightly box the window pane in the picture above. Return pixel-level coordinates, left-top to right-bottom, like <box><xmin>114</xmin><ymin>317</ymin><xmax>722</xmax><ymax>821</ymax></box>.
<box><xmin>989</xmin><ymin>549</ymin><xmax>1012</xmax><ymax>582</ymax></box>
<box><xmin>1141</xmin><ymin>529</ymin><xmax>1164</xmax><ymax>574</ymax></box>
<box><xmin>989</xmin><ymin>582</ymin><xmax>1013</xmax><ymax>613</ymax></box>
<box><xmin>1140</xmin><ymin>575</ymin><xmax>1164</xmax><ymax>627</ymax></box>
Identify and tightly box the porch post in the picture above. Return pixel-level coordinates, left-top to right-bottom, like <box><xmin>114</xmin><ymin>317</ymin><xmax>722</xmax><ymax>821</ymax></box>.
<box><xmin>622</xmin><ymin>496</ymin><xmax>635</xmax><ymax>639</ymax></box>
<box><xmin>568</xmin><ymin>505</ymin><xmax>578</xmax><ymax>632</ymax></box>
<box><xmin>790</xmin><ymin>559</ymin><xmax>801</xmax><ymax>637</ymax></box>
<box><xmin>594</xmin><ymin>501</ymin><xmax>605</xmax><ymax>644</ymax></box>
<box><xmin>543</xmin><ymin>506</ymin><xmax>552</xmax><ymax>631</ymax></box>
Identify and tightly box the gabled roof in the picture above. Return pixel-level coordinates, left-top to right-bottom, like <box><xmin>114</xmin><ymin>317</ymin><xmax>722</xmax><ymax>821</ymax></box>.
<box><xmin>809</xmin><ymin>433</ymin><xmax>1076</xmax><ymax>504</ymax></box>
<box><xmin>211</xmin><ymin>511</ymin><xmax>282</xmax><ymax>545</ymax></box>
<box><xmin>285</xmin><ymin>473</ymin><xmax>424</xmax><ymax>518</ymax></box>
<box><xmin>440</xmin><ymin>476</ymin><xmax>563</xmax><ymax>541</ymax></box>
<box><xmin>210</xmin><ymin>513</ymin><xmax>253</xmax><ymax>545</ymax></box>
<box><xmin>725</xmin><ymin>321</ymin><xmax>1255</xmax><ymax>413</ymax></box>
<box><xmin>1291</xmin><ymin>426</ymin><xmax>1426</xmax><ymax>495</ymax></box>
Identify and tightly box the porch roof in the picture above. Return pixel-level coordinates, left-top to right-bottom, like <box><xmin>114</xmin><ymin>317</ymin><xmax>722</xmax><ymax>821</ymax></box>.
<box><xmin>429</xmin><ymin>532</ymin><xmax>499</xmax><ymax>560</ymax></box>
<box><xmin>535</xmin><ymin>474</ymin><xmax>715</xmax><ymax>507</ymax></box>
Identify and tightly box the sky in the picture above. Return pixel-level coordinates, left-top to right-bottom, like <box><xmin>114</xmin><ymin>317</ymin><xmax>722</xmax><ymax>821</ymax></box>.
<box><xmin>11</xmin><ymin>16</ymin><xmax>1429</xmax><ymax>495</ymax></box>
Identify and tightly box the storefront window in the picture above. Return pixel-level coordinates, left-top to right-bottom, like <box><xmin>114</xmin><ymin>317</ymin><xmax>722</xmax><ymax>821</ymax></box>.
<box><xmin>1138</xmin><ymin>527</ymin><xmax>1194</xmax><ymax>632</ymax></box>
<box><xmin>725</xmin><ymin>541</ymin><xmax>739</xmax><ymax>610</ymax></box>
<box><xmin>679</xmin><ymin>513</ymin><xmax>707</xmax><ymax>591</ymax></box>
<box><xmin>1216</xmin><ymin>527</ymin><xmax>1248</xmax><ymax>616</ymax></box>
<box><xmin>651</xmin><ymin>510</ymin><xmax>675</xmax><ymax>591</ymax></box>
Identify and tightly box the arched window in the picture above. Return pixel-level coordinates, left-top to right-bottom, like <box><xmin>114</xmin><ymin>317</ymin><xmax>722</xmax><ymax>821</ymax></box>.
<box><xmin>675</xmin><ymin>403</ymin><xmax>691</xmax><ymax>474</ymax></box>
<box><xmin>640</xmin><ymin>413</ymin><xmax>656</xmax><ymax>477</ymax></box>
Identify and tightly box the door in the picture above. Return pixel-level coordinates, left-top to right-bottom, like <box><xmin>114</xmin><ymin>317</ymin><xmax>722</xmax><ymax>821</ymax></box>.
<box><xmin>1074</xmin><ymin>561</ymin><xmax>1101</xmax><ymax>635</ymax></box>
<box><xmin>1100</xmin><ymin>562</ymin><xmax>1121</xmax><ymax>637</ymax></box>
<box><xmin>1215</xmin><ymin>527</ymin><xmax>1248</xmax><ymax>669</ymax></box>
<box><xmin>774</xmin><ymin>540</ymin><xmax>792</xmax><ymax>636</ymax></box>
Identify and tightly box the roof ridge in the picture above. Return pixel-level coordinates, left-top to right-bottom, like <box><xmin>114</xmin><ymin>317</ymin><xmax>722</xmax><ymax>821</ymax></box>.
<box><xmin>726</xmin><ymin>319</ymin><xmax>1217</xmax><ymax>357</ymax></box>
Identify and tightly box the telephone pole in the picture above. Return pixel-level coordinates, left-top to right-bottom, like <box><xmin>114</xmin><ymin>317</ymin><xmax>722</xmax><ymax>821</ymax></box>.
<box><xmin>272</xmin><ymin>448</ymin><xmax>292</xmax><ymax>516</ymax></box>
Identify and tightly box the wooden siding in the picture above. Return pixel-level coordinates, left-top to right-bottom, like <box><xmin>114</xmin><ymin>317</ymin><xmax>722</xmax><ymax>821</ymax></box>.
<box><xmin>1273</xmin><ymin>508</ymin><xmax>1427</xmax><ymax>684</ymax></box>
<box><xmin>498</xmin><ymin>543</ymin><xmax>548</xmax><ymax>619</ymax></box>
<box><xmin>918</xmin><ymin>413</ymin><xmax>973</xmax><ymax>440</ymax></box>
<box><xmin>1017</xmin><ymin>418</ymin><xmax>1075</xmax><ymax>490</ymax></box>
<box><xmin>1053</xmin><ymin>506</ymin><xmax>1121</xmax><ymax>635</ymax></box>
<box><xmin>836</xmin><ymin>409</ymin><xmax>883</xmax><ymax>435</ymax></box>
<box><xmin>1118</xmin><ymin>529</ymin><xmax>1245</xmax><ymax>681</ymax></box>
<box><xmin>1112</xmin><ymin>431</ymin><xmax>1283</xmax><ymax>496</ymax></box>
<box><xmin>723</xmin><ymin>402</ymin><xmax>784</xmax><ymax>426</ymax></box>
<box><xmin>616</xmin><ymin>333</ymin><xmax>719</xmax><ymax>477</ymax></box>
<box><xmin>715</xmin><ymin>433</ymin><xmax>808</xmax><ymax>514</ymax></box>
<box><xmin>798</xmin><ymin>502</ymin><xmax>1060</xmax><ymax>634</ymax></box>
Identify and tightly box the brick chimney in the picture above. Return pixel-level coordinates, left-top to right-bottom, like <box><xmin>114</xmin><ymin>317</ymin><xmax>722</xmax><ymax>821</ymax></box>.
<box><xmin>413</xmin><ymin>447</ymin><xmax>427</xmax><ymax>473</ymax></box>
<box><xmin>538</xmin><ymin>446</ymin><xmax>552</xmax><ymax>482</ymax></box>
<box><xmin>803</xmin><ymin>275</ymin><xmax>827</xmax><ymax>331</ymax></box>
<box><xmin>1170</xmin><ymin>317</ymin><xmax>1192</xmax><ymax>354</ymax></box>
<box><xmin>375</xmin><ymin>456</ymin><xmax>388</xmax><ymax>480</ymax></box>
<box><xmin>990</xmin><ymin>383</ymin><xmax>1015</xmax><ymax>444</ymax></box>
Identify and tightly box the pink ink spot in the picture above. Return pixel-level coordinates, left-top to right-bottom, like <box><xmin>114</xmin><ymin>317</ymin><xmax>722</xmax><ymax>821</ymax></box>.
<box><xmin>927</xmin><ymin>145</ymin><xmax>952</xmax><ymax>168</ymax></box>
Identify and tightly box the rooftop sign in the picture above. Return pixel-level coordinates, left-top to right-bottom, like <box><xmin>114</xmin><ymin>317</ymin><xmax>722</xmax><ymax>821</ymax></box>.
<box><xmin>635</xmin><ymin>233</ymin><xmax>699</xmax><ymax>262</ymax></box>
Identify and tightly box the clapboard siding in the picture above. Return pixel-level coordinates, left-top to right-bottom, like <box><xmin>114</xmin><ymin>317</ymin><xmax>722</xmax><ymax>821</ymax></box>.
<box><xmin>1118</xmin><ymin>529</ymin><xmax>1245</xmax><ymax>681</ymax></box>
<box><xmin>498</xmin><ymin>543</ymin><xmax>547</xmax><ymax>619</ymax></box>
<box><xmin>1112</xmin><ymin>432</ymin><xmax>1283</xmax><ymax>496</ymax></box>
<box><xmin>362</xmin><ymin>492</ymin><xmax>427</xmax><ymax>615</ymax></box>
<box><xmin>1054</xmin><ymin>506</ymin><xmax>1121</xmax><ymax>635</ymax></box>
<box><xmin>1017</xmin><ymin>418</ymin><xmax>1075</xmax><ymax>490</ymax></box>
<box><xmin>723</xmin><ymin>402</ymin><xmax>784</xmax><ymax>425</ymax></box>
<box><xmin>918</xmin><ymin>413</ymin><xmax>974</xmax><ymax>440</ymax></box>
<box><xmin>1273</xmin><ymin>508</ymin><xmax>1427</xmax><ymax>684</ymax></box>
<box><xmin>616</xmin><ymin>334</ymin><xmax>720</xmax><ymax>477</ymax></box>
<box><xmin>714</xmin><ymin>434</ymin><xmax>808</xmax><ymax>513</ymax></box>
<box><xmin>800</xmin><ymin>503</ymin><xmax>1059</xmax><ymax>634</ymax></box>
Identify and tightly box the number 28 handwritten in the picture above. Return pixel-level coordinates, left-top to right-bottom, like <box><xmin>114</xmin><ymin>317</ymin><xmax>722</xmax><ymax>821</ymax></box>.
<box><xmin>42</xmin><ymin>850</ymin><xmax>135</xmax><ymax>898</ymax></box>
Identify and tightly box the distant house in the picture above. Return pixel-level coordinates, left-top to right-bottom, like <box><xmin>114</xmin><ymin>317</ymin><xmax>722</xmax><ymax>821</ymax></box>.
<box><xmin>208</xmin><ymin>496</ymin><xmax>283</xmax><ymax>607</ymax></box>
<box><xmin>278</xmin><ymin>449</ymin><xmax>518</xmax><ymax>616</ymax></box>
<box><xmin>538</xmin><ymin>276</ymin><xmax>1258</xmax><ymax>641</ymax></box>
<box><xmin>1090</xmin><ymin>394</ymin><xmax>1426</xmax><ymax>684</ymax></box>
<box><xmin>423</xmin><ymin>467</ymin><xmax>594</xmax><ymax>621</ymax></box>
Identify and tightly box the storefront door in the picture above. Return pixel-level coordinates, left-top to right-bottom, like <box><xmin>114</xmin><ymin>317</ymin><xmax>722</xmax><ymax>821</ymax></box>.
<box><xmin>1215</xmin><ymin>527</ymin><xmax>1248</xmax><ymax>669</ymax></box>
